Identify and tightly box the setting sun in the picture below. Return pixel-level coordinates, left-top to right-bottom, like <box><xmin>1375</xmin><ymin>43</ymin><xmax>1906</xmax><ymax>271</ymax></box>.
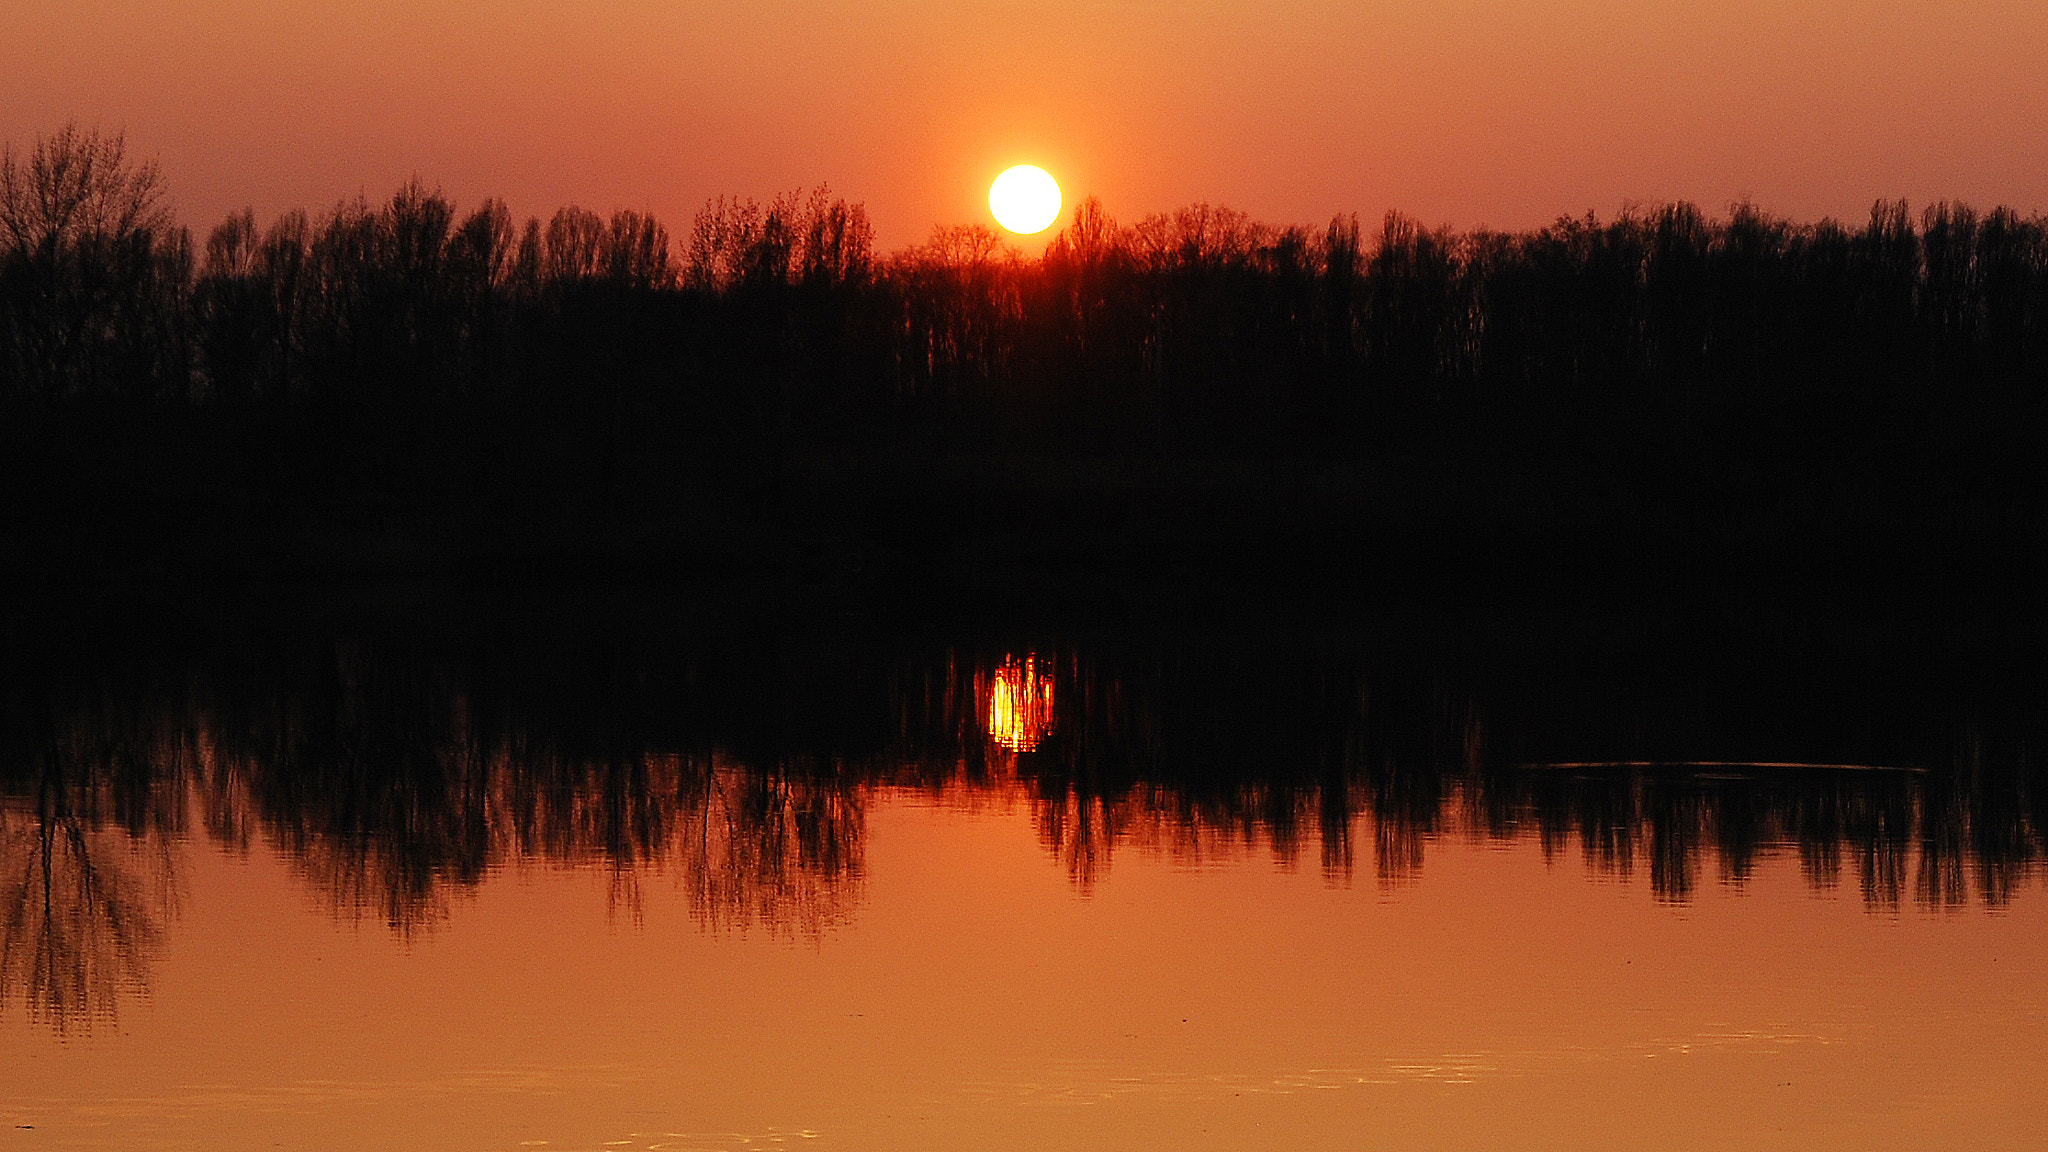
<box><xmin>988</xmin><ymin>165</ymin><xmax>1062</xmax><ymax>235</ymax></box>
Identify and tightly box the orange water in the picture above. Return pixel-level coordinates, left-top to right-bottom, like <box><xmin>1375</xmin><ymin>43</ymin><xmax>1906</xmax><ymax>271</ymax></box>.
<box><xmin>5</xmin><ymin>788</ymin><xmax>2044</xmax><ymax>1152</ymax></box>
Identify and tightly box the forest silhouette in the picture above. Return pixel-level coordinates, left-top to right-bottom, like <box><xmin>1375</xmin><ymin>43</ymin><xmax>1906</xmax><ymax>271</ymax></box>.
<box><xmin>6</xmin><ymin>604</ymin><xmax>2047</xmax><ymax>1028</ymax></box>
<box><xmin>6</xmin><ymin>125</ymin><xmax>2048</xmax><ymax>596</ymax></box>
<box><xmin>7</xmin><ymin>126</ymin><xmax>2048</xmax><ymax>1027</ymax></box>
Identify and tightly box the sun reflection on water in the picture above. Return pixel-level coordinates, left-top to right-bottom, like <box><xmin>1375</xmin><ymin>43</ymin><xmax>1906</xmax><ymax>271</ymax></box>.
<box><xmin>985</xmin><ymin>654</ymin><xmax>1055</xmax><ymax>752</ymax></box>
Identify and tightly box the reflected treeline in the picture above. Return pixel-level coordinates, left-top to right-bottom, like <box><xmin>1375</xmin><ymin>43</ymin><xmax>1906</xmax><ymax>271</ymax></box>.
<box><xmin>9</xmin><ymin>126</ymin><xmax>2048</xmax><ymax>589</ymax></box>
<box><xmin>884</xmin><ymin>644</ymin><xmax>2048</xmax><ymax>906</ymax></box>
<box><xmin>188</xmin><ymin>638</ymin><xmax>869</xmax><ymax>939</ymax></box>
<box><xmin>4</xmin><ymin>617</ymin><xmax>2044</xmax><ymax>1018</ymax></box>
<box><xmin>0</xmin><ymin>670</ymin><xmax>180</xmax><ymax>1034</ymax></box>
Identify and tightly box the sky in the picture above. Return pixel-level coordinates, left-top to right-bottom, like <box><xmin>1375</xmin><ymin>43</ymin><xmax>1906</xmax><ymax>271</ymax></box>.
<box><xmin>5</xmin><ymin>0</ymin><xmax>2046</xmax><ymax>251</ymax></box>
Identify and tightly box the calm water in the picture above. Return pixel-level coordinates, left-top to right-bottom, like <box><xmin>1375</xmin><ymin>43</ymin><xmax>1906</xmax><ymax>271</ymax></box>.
<box><xmin>4</xmin><ymin>603</ymin><xmax>2047</xmax><ymax>1151</ymax></box>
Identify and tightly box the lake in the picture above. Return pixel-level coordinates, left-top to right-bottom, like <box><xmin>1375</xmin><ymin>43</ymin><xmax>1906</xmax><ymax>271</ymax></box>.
<box><xmin>4</xmin><ymin>595</ymin><xmax>2046</xmax><ymax>1151</ymax></box>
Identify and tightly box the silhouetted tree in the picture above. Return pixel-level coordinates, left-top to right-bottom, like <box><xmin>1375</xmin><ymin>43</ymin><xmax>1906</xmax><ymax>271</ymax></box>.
<box><xmin>0</xmin><ymin>123</ymin><xmax>189</xmax><ymax>400</ymax></box>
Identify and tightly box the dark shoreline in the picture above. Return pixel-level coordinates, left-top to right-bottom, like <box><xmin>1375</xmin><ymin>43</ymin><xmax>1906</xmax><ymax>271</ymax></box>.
<box><xmin>9</xmin><ymin>149</ymin><xmax>2046</xmax><ymax>611</ymax></box>
<box><xmin>8</xmin><ymin>389</ymin><xmax>2039</xmax><ymax>610</ymax></box>
<box><xmin>6</xmin><ymin>566</ymin><xmax>2047</xmax><ymax>931</ymax></box>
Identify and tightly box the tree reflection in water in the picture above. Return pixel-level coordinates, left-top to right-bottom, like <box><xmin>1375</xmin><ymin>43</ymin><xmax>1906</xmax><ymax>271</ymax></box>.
<box><xmin>0</xmin><ymin>695</ymin><xmax>183</xmax><ymax>1035</ymax></box>
<box><xmin>3</xmin><ymin>619</ymin><xmax>2046</xmax><ymax>1029</ymax></box>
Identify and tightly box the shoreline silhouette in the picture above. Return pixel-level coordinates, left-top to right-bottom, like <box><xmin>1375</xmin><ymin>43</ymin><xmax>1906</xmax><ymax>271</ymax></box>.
<box><xmin>4</xmin><ymin>126</ymin><xmax>2047</xmax><ymax>600</ymax></box>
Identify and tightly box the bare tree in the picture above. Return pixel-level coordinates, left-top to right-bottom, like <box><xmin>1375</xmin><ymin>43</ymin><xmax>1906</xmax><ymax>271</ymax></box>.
<box><xmin>0</xmin><ymin>123</ymin><xmax>184</xmax><ymax>398</ymax></box>
<box><xmin>543</xmin><ymin>206</ymin><xmax>605</xmax><ymax>285</ymax></box>
<box><xmin>0</xmin><ymin>123</ymin><xmax>171</xmax><ymax>260</ymax></box>
<box><xmin>601</xmin><ymin>208</ymin><xmax>673</xmax><ymax>290</ymax></box>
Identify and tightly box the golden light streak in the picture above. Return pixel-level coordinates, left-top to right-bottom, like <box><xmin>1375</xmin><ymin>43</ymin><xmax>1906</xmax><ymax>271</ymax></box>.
<box><xmin>985</xmin><ymin>654</ymin><xmax>1055</xmax><ymax>752</ymax></box>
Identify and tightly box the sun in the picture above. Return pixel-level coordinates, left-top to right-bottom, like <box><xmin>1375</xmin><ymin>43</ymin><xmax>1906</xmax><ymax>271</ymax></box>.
<box><xmin>989</xmin><ymin>165</ymin><xmax>1062</xmax><ymax>235</ymax></box>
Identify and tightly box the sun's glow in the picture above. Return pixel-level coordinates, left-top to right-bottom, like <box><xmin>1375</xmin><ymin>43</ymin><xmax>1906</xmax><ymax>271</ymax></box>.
<box><xmin>985</xmin><ymin>654</ymin><xmax>1056</xmax><ymax>752</ymax></box>
<box><xmin>988</xmin><ymin>165</ymin><xmax>1062</xmax><ymax>235</ymax></box>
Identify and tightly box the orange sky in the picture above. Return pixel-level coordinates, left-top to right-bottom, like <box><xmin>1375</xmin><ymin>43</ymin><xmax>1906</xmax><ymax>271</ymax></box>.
<box><xmin>6</xmin><ymin>0</ymin><xmax>2046</xmax><ymax>250</ymax></box>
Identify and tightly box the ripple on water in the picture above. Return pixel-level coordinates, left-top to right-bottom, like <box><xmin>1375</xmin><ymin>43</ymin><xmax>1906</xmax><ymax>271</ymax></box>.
<box><xmin>949</xmin><ymin>1029</ymin><xmax>1842</xmax><ymax>1109</ymax></box>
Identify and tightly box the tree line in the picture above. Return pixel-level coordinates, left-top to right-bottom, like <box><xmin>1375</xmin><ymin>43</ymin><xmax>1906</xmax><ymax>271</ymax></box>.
<box><xmin>8</xmin><ymin>124</ymin><xmax>2048</xmax><ymax>595</ymax></box>
<box><xmin>5</xmin><ymin>125</ymin><xmax>2045</xmax><ymax>440</ymax></box>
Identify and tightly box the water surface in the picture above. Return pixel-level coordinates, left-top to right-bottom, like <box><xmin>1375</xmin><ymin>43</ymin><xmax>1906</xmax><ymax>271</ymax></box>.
<box><xmin>4</xmin><ymin>606</ymin><xmax>2045</xmax><ymax>1150</ymax></box>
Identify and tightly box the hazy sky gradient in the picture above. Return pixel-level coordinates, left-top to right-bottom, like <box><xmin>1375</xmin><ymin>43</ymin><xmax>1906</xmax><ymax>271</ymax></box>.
<box><xmin>6</xmin><ymin>0</ymin><xmax>2045</xmax><ymax>248</ymax></box>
